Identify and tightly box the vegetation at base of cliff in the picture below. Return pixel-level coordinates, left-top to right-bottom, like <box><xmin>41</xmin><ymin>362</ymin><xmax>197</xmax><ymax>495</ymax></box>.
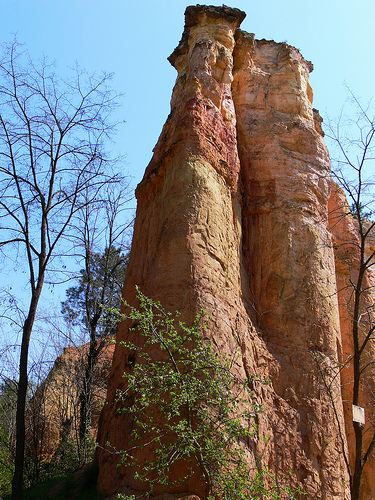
<box><xmin>2</xmin><ymin>462</ymin><xmax>105</xmax><ymax>500</ymax></box>
<box><xmin>0</xmin><ymin>244</ymin><xmax>127</xmax><ymax>497</ymax></box>
<box><xmin>0</xmin><ymin>418</ymin><xmax>96</xmax><ymax>497</ymax></box>
<box><xmin>112</xmin><ymin>289</ymin><xmax>304</xmax><ymax>500</ymax></box>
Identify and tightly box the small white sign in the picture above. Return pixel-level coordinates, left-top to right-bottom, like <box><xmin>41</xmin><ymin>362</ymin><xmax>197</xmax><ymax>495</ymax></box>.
<box><xmin>352</xmin><ymin>404</ymin><xmax>365</xmax><ymax>425</ymax></box>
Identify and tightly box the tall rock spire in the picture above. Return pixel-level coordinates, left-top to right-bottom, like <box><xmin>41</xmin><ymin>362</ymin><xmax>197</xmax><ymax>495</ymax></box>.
<box><xmin>95</xmin><ymin>5</ymin><xmax>375</xmax><ymax>498</ymax></box>
<box><xmin>231</xmin><ymin>31</ymin><xmax>350</xmax><ymax>498</ymax></box>
<box><xmin>96</xmin><ymin>6</ymin><xmax>253</xmax><ymax>497</ymax></box>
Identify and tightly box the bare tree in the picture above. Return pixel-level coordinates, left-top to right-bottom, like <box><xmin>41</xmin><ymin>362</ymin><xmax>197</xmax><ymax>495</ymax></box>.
<box><xmin>0</xmin><ymin>40</ymin><xmax>126</xmax><ymax>500</ymax></box>
<box><xmin>325</xmin><ymin>92</ymin><xmax>375</xmax><ymax>500</ymax></box>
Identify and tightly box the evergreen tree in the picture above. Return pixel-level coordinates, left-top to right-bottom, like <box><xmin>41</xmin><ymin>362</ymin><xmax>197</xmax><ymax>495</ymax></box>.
<box><xmin>61</xmin><ymin>245</ymin><xmax>128</xmax><ymax>462</ymax></box>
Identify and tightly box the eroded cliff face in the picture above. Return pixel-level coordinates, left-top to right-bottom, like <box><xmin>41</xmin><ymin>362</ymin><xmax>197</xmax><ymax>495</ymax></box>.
<box><xmin>96</xmin><ymin>7</ymin><xmax>259</xmax><ymax>497</ymax></box>
<box><xmin>96</xmin><ymin>5</ymin><xmax>374</xmax><ymax>499</ymax></box>
<box><xmin>232</xmin><ymin>32</ymin><xmax>348</xmax><ymax>498</ymax></box>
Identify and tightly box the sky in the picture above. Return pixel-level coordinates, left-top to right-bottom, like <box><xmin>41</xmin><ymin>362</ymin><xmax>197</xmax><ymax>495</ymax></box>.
<box><xmin>1</xmin><ymin>0</ymin><xmax>374</xmax><ymax>188</ymax></box>
<box><xmin>0</xmin><ymin>1</ymin><xmax>374</xmax><ymax>369</ymax></box>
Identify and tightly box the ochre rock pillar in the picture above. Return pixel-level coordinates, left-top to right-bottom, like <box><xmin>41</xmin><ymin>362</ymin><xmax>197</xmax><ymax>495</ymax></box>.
<box><xmin>96</xmin><ymin>5</ymin><xmax>356</xmax><ymax>499</ymax></box>
<box><xmin>232</xmin><ymin>32</ymin><xmax>350</xmax><ymax>498</ymax></box>
<box><xmin>96</xmin><ymin>6</ymin><xmax>262</xmax><ymax>497</ymax></box>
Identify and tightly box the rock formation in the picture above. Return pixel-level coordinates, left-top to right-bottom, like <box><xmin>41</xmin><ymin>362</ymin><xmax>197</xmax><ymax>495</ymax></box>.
<box><xmin>96</xmin><ymin>5</ymin><xmax>375</xmax><ymax>499</ymax></box>
<box><xmin>27</xmin><ymin>343</ymin><xmax>114</xmax><ymax>462</ymax></box>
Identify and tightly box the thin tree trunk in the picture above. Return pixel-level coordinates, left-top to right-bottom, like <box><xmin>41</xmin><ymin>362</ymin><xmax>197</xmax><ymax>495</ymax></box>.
<box><xmin>78</xmin><ymin>326</ymin><xmax>101</xmax><ymax>464</ymax></box>
<box><xmin>351</xmin><ymin>426</ymin><xmax>363</xmax><ymax>500</ymax></box>
<box><xmin>350</xmin><ymin>239</ymin><xmax>365</xmax><ymax>500</ymax></box>
<box><xmin>12</xmin><ymin>292</ymin><xmax>42</xmax><ymax>500</ymax></box>
<box><xmin>78</xmin><ymin>360</ymin><xmax>94</xmax><ymax>461</ymax></box>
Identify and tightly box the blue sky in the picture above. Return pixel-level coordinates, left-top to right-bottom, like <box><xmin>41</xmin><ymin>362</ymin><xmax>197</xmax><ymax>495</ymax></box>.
<box><xmin>2</xmin><ymin>0</ymin><xmax>374</xmax><ymax>187</ymax></box>
<box><xmin>0</xmin><ymin>1</ymin><xmax>374</xmax><ymax>367</ymax></box>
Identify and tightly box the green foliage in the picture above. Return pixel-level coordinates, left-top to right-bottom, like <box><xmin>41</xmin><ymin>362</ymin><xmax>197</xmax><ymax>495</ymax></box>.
<box><xmin>248</xmin><ymin>468</ymin><xmax>307</xmax><ymax>499</ymax></box>
<box><xmin>350</xmin><ymin>202</ymin><xmax>373</xmax><ymax>222</ymax></box>
<box><xmin>49</xmin><ymin>437</ymin><xmax>89</xmax><ymax>478</ymax></box>
<box><xmin>115</xmin><ymin>290</ymin><xmax>300</xmax><ymax>499</ymax></box>
<box><xmin>0</xmin><ymin>378</ymin><xmax>17</xmax><ymax>496</ymax></box>
<box><xmin>18</xmin><ymin>463</ymin><xmax>105</xmax><ymax>500</ymax></box>
<box><xmin>61</xmin><ymin>246</ymin><xmax>128</xmax><ymax>337</ymax></box>
<box><xmin>0</xmin><ymin>425</ymin><xmax>14</xmax><ymax>497</ymax></box>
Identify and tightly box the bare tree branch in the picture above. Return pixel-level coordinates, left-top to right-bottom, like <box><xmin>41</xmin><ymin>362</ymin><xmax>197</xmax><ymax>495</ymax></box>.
<box><xmin>0</xmin><ymin>40</ymin><xmax>129</xmax><ymax>500</ymax></box>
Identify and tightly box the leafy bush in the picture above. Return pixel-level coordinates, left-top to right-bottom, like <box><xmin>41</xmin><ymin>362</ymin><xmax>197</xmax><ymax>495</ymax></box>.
<box><xmin>114</xmin><ymin>290</ymin><xmax>300</xmax><ymax>499</ymax></box>
<box><xmin>0</xmin><ymin>425</ymin><xmax>14</xmax><ymax>497</ymax></box>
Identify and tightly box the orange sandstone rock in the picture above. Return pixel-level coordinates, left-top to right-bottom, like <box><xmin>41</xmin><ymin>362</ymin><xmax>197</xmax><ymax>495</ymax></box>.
<box><xmin>232</xmin><ymin>31</ymin><xmax>349</xmax><ymax>498</ymax></box>
<box><xmin>96</xmin><ymin>6</ymin><xmax>256</xmax><ymax>497</ymax></box>
<box><xmin>27</xmin><ymin>342</ymin><xmax>114</xmax><ymax>462</ymax></box>
<box><xmin>96</xmin><ymin>5</ymin><xmax>374</xmax><ymax>499</ymax></box>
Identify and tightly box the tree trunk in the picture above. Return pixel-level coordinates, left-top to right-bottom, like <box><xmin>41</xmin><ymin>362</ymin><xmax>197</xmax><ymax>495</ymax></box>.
<box><xmin>12</xmin><ymin>293</ymin><xmax>41</xmax><ymax>500</ymax></box>
<box><xmin>78</xmin><ymin>363</ymin><xmax>94</xmax><ymax>463</ymax></box>
<box><xmin>352</xmin><ymin>451</ymin><xmax>363</xmax><ymax>500</ymax></box>
<box><xmin>78</xmin><ymin>330</ymin><xmax>102</xmax><ymax>464</ymax></box>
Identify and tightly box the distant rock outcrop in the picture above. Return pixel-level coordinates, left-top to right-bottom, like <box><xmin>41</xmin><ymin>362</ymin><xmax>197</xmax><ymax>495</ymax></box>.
<box><xmin>28</xmin><ymin>342</ymin><xmax>114</xmax><ymax>462</ymax></box>
<box><xmin>95</xmin><ymin>5</ymin><xmax>375</xmax><ymax>499</ymax></box>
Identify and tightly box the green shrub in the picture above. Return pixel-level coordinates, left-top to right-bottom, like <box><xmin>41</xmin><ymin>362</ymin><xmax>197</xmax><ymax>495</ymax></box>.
<box><xmin>0</xmin><ymin>425</ymin><xmax>14</xmax><ymax>497</ymax></box>
<box><xmin>113</xmin><ymin>290</ymin><xmax>302</xmax><ymax>499</ymax></box>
